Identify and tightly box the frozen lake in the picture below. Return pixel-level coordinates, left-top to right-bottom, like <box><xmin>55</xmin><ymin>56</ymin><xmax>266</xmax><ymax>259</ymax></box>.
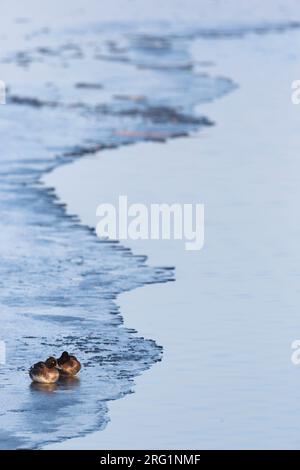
<box><xmin>0</xmin><ymin>0</ymin><xmax>300</xmax><ymax>449</ymax></box>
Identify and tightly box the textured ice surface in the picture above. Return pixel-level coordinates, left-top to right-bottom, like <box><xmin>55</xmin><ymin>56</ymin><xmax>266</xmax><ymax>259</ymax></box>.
<box><xmin>0</xmin><ymin>3</ymin><xmax>298</xmax><ymax>449</ymax></box>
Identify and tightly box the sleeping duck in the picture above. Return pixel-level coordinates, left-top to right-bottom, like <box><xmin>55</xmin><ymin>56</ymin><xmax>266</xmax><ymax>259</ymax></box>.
<box><xmin>29</xmin><ymin>357</ymin><xmax>59</xmax><ymax>384</ymax></box>
<box><xmin>57</xmin><ymin>351</ymin><xmax>81</xmax><ymax>376</ymax></box>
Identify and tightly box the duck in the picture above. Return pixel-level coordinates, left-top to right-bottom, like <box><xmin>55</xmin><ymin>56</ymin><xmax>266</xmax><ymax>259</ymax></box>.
<box><xmin>29</xmin><ymin>357</ymin><xmax>59</xmax><ymax>384</ymax></box>
<box><xmin>45</xmin><ymin>356</ymin><xmax>58</xmax><ymax>368</ymax></box>
<box><xmin>57</xmin><ymin>351</ymin><xmax>81</xmax><ymax>376</ymax></box>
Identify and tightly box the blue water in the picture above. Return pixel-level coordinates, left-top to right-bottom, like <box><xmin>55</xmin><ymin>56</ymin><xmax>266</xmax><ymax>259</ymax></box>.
<box><xmin>0</xmin><ymin>19</ymin><xmax>236</xmax><ymax>448</ymax></box>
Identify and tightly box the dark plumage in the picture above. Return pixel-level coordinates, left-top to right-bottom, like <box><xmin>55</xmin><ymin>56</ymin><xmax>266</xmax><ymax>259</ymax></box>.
<box><xmin>57</xmin><ymin>351</ymin><xmax>81</xmax><ymax>376</ymax></box>
<box><xmin>29</xmin><ymin>360</ymin><xmax>59</xmax><ymax>384</ymax></box>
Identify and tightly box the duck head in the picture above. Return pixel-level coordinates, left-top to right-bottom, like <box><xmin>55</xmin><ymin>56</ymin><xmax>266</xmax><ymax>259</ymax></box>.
<box><xmin>57</xmin><ymin>351</ymin><xmax>81</xmax><ymax>376</ymax></box>
<box><xmin>29</xmin><ymin>360</ymin><xmax>59</xmax><ymax>384</ymax></box>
